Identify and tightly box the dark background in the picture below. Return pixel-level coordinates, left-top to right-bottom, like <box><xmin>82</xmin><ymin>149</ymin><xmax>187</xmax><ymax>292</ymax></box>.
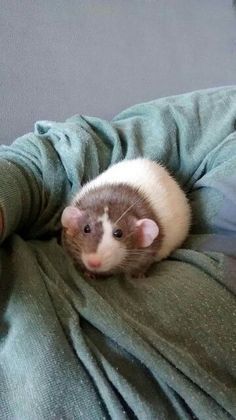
<box><xmin>1</xmin><ymin>0</ymin><xmax>236</xmax><ymax>144</ymax></box>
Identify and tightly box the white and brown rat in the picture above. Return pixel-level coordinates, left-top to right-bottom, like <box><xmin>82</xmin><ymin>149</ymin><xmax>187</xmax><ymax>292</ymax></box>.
<box><xmin>61</xmin><ymin>158</ymin><xmax>191</xmax><ymax>277</ymax></box>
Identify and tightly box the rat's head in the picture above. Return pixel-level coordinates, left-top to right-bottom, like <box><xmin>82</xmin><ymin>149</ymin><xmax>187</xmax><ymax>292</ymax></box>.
<box><xmin>61</xmin><ymin>185</ymin><xmax>161</xmax><ymax>276</ymax></box>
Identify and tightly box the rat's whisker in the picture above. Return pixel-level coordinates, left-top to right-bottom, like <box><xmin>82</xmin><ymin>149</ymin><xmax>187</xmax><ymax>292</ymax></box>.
<box><xmin>114</xmin><ymin>196</ymin><xmax>144</xmax><ymax>225</ymax></box>
<box><xmin>124</xmin><ymin>231</ymin><xmax>137</xmax><ymax>239</ymax></box>
<box><xmin>126</xmin><ymin>249</ymin><xmax>156</xmax><ymax>254</ymax></box>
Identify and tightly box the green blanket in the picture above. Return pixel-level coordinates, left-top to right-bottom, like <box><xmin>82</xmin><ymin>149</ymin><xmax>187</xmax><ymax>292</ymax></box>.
<box><xmin>0</xmin><ymin>87</ymin><xmax>236</xmax><ymax>419</ymax></box>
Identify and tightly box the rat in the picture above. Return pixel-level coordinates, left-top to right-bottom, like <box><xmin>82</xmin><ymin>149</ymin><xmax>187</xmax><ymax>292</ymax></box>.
<box><xmin>61</xmin><ymin>158</ymin><xmax>191</xmax><ymax>278</ymax></box>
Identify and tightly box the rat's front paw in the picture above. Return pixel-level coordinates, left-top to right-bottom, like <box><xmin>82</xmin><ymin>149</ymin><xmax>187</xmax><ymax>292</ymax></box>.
<box><xmin>84</xmin><ymin>270</ymin><xmax>97</xmax><ymax>280</ymax></box>
<box><xmin>127</xmin><ymin>270</ymin><xmax>148</xmax><ymax>280</ymax></box>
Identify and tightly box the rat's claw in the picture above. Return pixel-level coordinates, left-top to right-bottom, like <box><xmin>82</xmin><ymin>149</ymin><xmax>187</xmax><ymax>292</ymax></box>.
<box><xmin>84</xmin><ymin>271</ymin><xmax>97</xmax><ymax>280</ymax></box>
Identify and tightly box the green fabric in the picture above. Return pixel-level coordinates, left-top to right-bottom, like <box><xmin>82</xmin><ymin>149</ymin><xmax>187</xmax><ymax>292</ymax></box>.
<box><xmin>0</xmin><ymin>86</ymin><xmax>236</xmax><ymax>419</ymax></box>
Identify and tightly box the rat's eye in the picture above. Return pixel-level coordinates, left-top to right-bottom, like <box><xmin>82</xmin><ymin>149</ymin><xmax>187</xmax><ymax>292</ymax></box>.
<box><xmin>113</xmin><ymin>228</ymin><xmax>123</xmax><ymax>239</ymax></box>
<box><xmin>84</xmin><ymin>224</ymin><xmax>91</xmax><ymax>233</ymax></box>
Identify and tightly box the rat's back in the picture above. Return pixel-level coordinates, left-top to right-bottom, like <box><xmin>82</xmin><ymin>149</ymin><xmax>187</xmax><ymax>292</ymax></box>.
<box><xmin>78</xmin><ymin>158</ymin><xmax>169</xmax><ymax>196</ymax></box>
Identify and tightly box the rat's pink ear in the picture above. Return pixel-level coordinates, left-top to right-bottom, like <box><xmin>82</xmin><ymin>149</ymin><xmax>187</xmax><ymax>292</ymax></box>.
<box><xmin>61</xmin><ymin>206</ymin><xmax>84</xmax><ymax>235</ymax></box>
<box><xmin>136</xmin><ymin>218</ymin><xmax>159</xmax><ymax>248</ymax></box>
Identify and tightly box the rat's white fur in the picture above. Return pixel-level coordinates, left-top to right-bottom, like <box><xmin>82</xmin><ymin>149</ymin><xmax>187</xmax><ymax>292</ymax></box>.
<box><xmin>82</xmin><ymin>208</ymin><xmax>126</xmax><ymax>272</ymax></box>
<box><xmin>75</xmin><ymin>158</ymin><xmax>191</xmax><ymax>261</ymax></box>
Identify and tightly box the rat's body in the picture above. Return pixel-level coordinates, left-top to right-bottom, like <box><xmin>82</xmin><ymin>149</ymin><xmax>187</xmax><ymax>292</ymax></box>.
<box><xmin>61</xmin><ymin>158</ymin><xmax>191</xmax><ymax>277</ymax></box>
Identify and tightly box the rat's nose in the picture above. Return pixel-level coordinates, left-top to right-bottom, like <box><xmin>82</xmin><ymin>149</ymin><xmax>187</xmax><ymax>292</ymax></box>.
<box><xmin>87</xmin><ymin>254</ymin><xmax>102</xmax><ymax>269</ymax></box>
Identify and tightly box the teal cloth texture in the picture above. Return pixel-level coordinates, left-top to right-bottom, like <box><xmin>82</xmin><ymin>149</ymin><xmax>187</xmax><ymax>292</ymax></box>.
<box><xmin>0</xmin><ymin>87</ymin><xmax>236</xmax><ymax>419</ymax></box>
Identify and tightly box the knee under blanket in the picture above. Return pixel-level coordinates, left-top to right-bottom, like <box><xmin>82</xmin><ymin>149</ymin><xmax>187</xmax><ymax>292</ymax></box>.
<box><xmin>0</xmin><ymin>87</ymin><xmax>235</xmax><ymax>419</ymax></box>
